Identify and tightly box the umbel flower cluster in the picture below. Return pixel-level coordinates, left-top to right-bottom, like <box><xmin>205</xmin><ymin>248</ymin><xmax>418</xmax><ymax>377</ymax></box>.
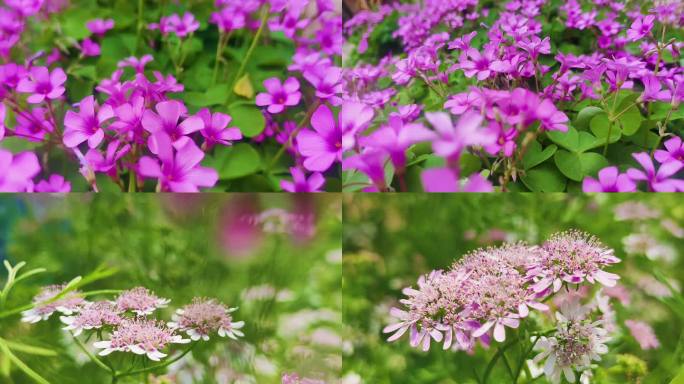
<box><xmin>384</xmin><ymin>230</ymin><xmax>620</xmax><ymax>383</ymax></box>
<box><xmin>22</xmin><ymin>285</ymin><xmax>243</xmax><ymax>362</ymax></box>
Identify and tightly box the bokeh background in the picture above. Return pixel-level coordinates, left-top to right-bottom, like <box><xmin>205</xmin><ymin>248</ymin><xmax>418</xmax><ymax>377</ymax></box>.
<box><xmin>0</xmin><ymin>194</ymin><xmax>342</xmax><ymax>383</ymax></box>
<box><xmin>343</xmin><ymin>194</ymin><xmax>684</xmax><ymax>384</ymax></box>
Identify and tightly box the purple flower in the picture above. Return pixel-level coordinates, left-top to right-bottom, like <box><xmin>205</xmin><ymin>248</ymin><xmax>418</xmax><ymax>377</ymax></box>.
<box><xmin>340</xmin><ymin>102</ymin><xmax>374</xmax><ymax>150</ymax></box>
<box><xmin>361</xmin><ymin>114</ymin><xmax>435</xmax><ymax>170</ymax></box>
<box><xmin>280</xmin><ymin>167</ymin><xmax>325</xmax><ymax>192</ymax></box>
<box><xmin>458</xmin><ymin>47</ymin><xmax>497</xmax><ymax>80</ymax></box>
<box><xmin>626</xmin><ymin>15</ymin><xmax>655</xmax><ymax>42</ymax></box>
<box><xmin>296</xmin><ymin>104</ymin><xmax>342</xmax><ymax>172</ymax></box>
<box><xmin>118</xmin><ymin>55</ymin><xmax>154</xmax><ymax>73</ymax></box>
<box><xmin>0</xmin><ymin>63</ymin><xmax>27</xmax><ymax>92</ymax></box>
<box><xmin>0</xmin><ymin>149</ymin><xmax>40</xmax><ymax>192</ymax></box>
<box><xmin>149</xmin><ymin>13</ymin><xmax>199</xmax><ymax>38</ymax></box>
<box><xmin>63</xmin><ymin>96</ymin><xmax>115</xmax><ymax>148</ymax></box>
<box><xmin>627</xmin><ymin>152</ymin><xmax>684</xmax><ymax>192</ymax></box>
<box><xmin>0</xmin><ymin>102</ymin><xmax>5</xmax><ymax>141</ymax></box>
<box><xmin>654</xmin><ymin>137</ymin><xmax>684</xmax><ymax>165</ymax></box>
<box><xmin>303</xmin><ymin>66</ymin><xmax>343</xmax><ymax>103</ymax></box>
<box><xmin>35</xmin><ymin>174</ymin><xmax>71</xmax><ymax>192</ymax></box>
<box><xmin>624</xmin><ymin>320</ymin><xmax>660</xmax><ymax>350</ymax></box>
<box><xmin>209</xmin><ymin>8</ymin><xmax>246</xmax><ymax>32</ymax></box>
<box><xmin>15</xmin><ymin>108</ymin><xmax>54</xmax><ymax>142</ymax></box>
<box><xmin>582</xmin><ymin>166</ymin><xmax>637</xmax><ymax>192</ymax></box>
<box><xmin>86</xmin><ymin>18</ymin><xmax>114</xmax><ymax>37</ymax></box>
<box><xmin>85</xmin><ymin>140</ymin><xmax>130</xmax><ymax>176</ymax></box>
<box><xmin>421</xmin><ymin>168</ymin><xmax>493</xmax><ymax>192</ymax></box>
<box><xmin>79</xmin><ymin>38</ymin><xmax>101</xmax><ymax>57</ymax></box>
<box><xmin>427</xmin><ymin>111</ymin><xmax>494</xmax><ymax>161</ymax></box>
<box><xmin>138</xmin><ymin>132</ymin><xmax>218</xmax><ymax>192</ymax></box>
<box><xmin>342</xmin><ymin>150</ymin><xmax>388</xmax><ymax>191</ymax></box>
<box><xmin>16</xmin><ymin>66</ymin><xmax>67</xmax><ymax>104</ymax></box>
<box><xmin>639</xmin><ymin>75</ymin><xmax>671</xmax><ymax>102</ymax></box>
<box><xmin>255</xmin><ymin>77</ymin><xmax>302</xmax><ymax>114</ymax></box>
<box><xmin>142</xmin><ymin>100</ymin><xmax>203</xmax><ymax>149</ymax></box>
<box><xmin>197</xmin><ymin>108</ymin><xmax>242</xmax><ymax>148</ymax></box>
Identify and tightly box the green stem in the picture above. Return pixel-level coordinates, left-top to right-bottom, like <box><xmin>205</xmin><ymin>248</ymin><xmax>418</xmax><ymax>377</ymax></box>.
<box><xmin>0</xmin><ymin>340</ymin><xmax>50</xmax><ymax>384</ymax></box>
<box><xmin>135</xmin><ymin>0</ymin><xmax>144</xmax><ymax>54</ymax></box>
<box><xmin>514</xmin><ymin>335</ymin><xmax>540</xmax><ymax>382</ymax></box>
<box><xmin>115</xmin><ymin>343</ymin><xmax>196</xmax><ymax>378</ymax></box>
<box><xmin>482</xmin><ymin>339</ymin><xmax>521</xmax><ymax>384</ymax></box>
<box><xmin>227</xmin><ymin>4</ymin><xmax>270</xmax><ymax>104</ymax></box>
<box><xmin>71</xmin><ymin>333</ymin><xmax>115</xmax><ymax>376</ymax></box>
<box><xmin>212</xmin><ymin>32</ymin><xmax>225</xmax><ymax>83</ymax></box>
<box><xmin>267</xmin><ymin>99</ymin><xmax>322</xmax><ymax>172</ymax></box>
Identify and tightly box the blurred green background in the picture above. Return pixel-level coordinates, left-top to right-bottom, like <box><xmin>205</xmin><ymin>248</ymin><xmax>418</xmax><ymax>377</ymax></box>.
<box><xmin>0</xmin><ymin>194</ymin><xmax>342</xmax><ymax>383</ymax></box>
<box><xmin>342</xmin><ymin>194</ymin><xmax>684</xmax><ymax>384</ymax></box>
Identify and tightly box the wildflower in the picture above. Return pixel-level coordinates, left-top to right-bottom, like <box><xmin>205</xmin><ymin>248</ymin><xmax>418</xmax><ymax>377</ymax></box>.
<box><xmin>210</xmin><ymin>8</ymin><xmax>246</xmax><ymax>33</ymax></box>
<box><xmin>21</xmin><ymin>285</ymin><xmax>86</xmax><ymax>323</ymax></box>
<box><xmin>532</xmin><ymin>302</ymin><xmax>609</xmax><ymax>384</ymax></box>
<box><xmin>627</xmin><ymin>152</ymin><xmax>684</xmax><ymax>192</ymax></box>
<box><xmin>197</xmin><ymin>108</ymin><xmax>242</xmax><ymax>148</ymax></box>
<box><xmin>0</xmin><ymin>102</ymin><xmax>4</xmax><ymax>140</ymax></box>
<box><xmin>280</xmin><ymin>167</ymin><xmax>325</xmax><ymax>192</ymax></box>
<box><xmin>360</xmin><ymin>114</ymin><xmax>435</xmax><ymax>170</ymax></box>
<box><xmin>654</xmin><ymin>137</ymin><xmax>684</xmax><ymax>165</ymax></box>
<box><xmin>458</xmin><ymin>47</ymin><xmax>497</xmax><ymax>80</ymax></box>
<box><xmin>16</xmin><ymin>66</ymin><xmax>67</xmax><ymax>104</ymax></box>
<box><xmin>626</xmin><ymin>15</ymin><xmax>655</xmax><ymax>42</ymax></box>
<box><xmin>14</xmin><ymin>108</ymin><xmax>54</xmax><ymax>142</ymax></box>
<box><xmin>35</xmin><ymin>174</ymin><xmax>71</xmax><ymax>192</ymax></box>
<box><xmin>624</xmin><ymin>320</ymin><xmax>660</xmax><ymax>350</ymax></box>
<box><xmin>79</xmin><ymin>38</ymin><xmax>101</xmax><ymax>57</ymax></box>
<box><xmin>582</xmin><ymin>166</ymin><xmax>637</xmax><ymax>192</ymax></box>
<box><xmin>427</xmin><ymin>111</ymin><xmax>494</xmax><ymax>161</ymax></box>
<box><xmin>296</xmin><ymin>104</ymin><xmax>342</xmax><ymax>172</ymax></box>
<box><xmin>114</xmin><ymin>287</ymin><xmax>170</xmax><ymax>316</ymax></box>
<box><xmin>118</xmin><ymin>55</ymin><xmax>154</xmax><ymax>73</ymax></box>
<box><xmin>0</xmin><ymin>149</ymin><xmax>41</xmax><ymax>192</ymax></box>
<box><xmin>639</xmin><ymin>75</ymin><xmax>671</xmax><ymax>102</ymax></box>
<box><xmin>342</xmin><ymin>149</ymin><xmax>388</xmax><ymax>191</ymax></box>
<box><xmin>420</xmin><ymin>168</ymin><xmax>493</xmax><ymax>192</ymax></box>
<box><xmin>138</xmin><ymin>132</ymin><xmax>218</xmax><ymax>192</ymax></box>
<box><xmin>168</xmin><ymin>298</ymin><xmax>245</xmax><ymax>341</ymax></box>
<box><xmin>529</xmin><ymin>230</ymin><xmax>621</xmax><ymax>294</ymax></box>
<box><xmin>93</xmin><ymin>319</ymin><xmax>190</xmax><ymax>361</ymax></box>
<box><xmin>86</xmin><ymin>18</ymin><xmax>115</xmax><ymax>37</ymax></box>
<box><xmin>63</xmin><ymin>95</ymin><xmax>115</xmax><ymax>148</ymax></box>
<box><xmin>255</xmin><ymin>77</ymin><xmax>302</xmax><ymax>114</ymax></box>
<box><xmin>149</xmin><ymin>13</ymin><xmax>199</xmax><ymax>38</ymax></box>
<box><xmin>61</xmin><ymin>301</ymin><xmax>122</xmax><ymax>336</ymax></box>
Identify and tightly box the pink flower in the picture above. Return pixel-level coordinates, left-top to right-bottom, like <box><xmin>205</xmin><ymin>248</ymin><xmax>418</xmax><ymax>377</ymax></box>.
<box><xmin>79</xmin><ymin>38</ymin><xmax>101</xmax><ymax>57</ymax></box>
<box><xmin>639</xmin><ymin>75</ymin><xmax>671</xmax><ymax>102</ymax></box>
<box><xmin>421</xmin><ymin>168</ymin><xmax>493</xmax><ymax>192</ymax></box>
<box><xmin>86</xmin><ymin>18</ymin><xmax>115</xmax><ymax>37</ymax></box>
<box><xmin>361</xmin><ymin>114</ymin><xmax>435</xmax><ymax>170</ymax></box>
<box><xmin>114</xmin><ymin>287</ymin><xmax>170</xmax><ymax>316</ymax></box>
<box><xmin>654</xmin><ymin>137</ymin><xmax>684</xmax><ymax>165</ymax></box>
<box><xmin>303</xmin><ymin>66</ymin><xmax>343</xmax><ymax>103</ymax></box>
<box><xmin>15</xmin><ymin>108</ymin><xmax>54</xmax><ymax>142</ymax></box>
<box><xmin>0</xmin><ymin>102</ymin><xmax>5</xmax><ymax>141</ymax></box>
<box><xmin>197</xmin><ymin>108</ymin><xmax>242</xmax><ymax>148</ymax></box>
<box><xmin>0</xmin><ymin>149</ymin><xmax>40</xmax><ymax>192</ymax></box>
<box><xmin>627</xmin><ymin>152</ymin><xmax>684</xmax><ymax>192</ymax></box>
<box><xmin>138</xmin><ymin>132</ymin><xmax>218</xmax><ymax>192</ymax></box>
<box><xmin>296</xmin><ymin>104</ymin><xmax>342</xmax><ymax>172</ymax></box>
<box><xmin>21</xmin><ymin>285</ymin><xmax>86</xmax><ymax>323</ymax></box>
<box><xmin>280</xmin><ymin>167</ymin><xmax>325</xmax><ymax>192</ymax></box>
<box><xmin>85</xmin><ymin>140</ymin><xmax>130</xmax><ymax>176</ymax></box>
<box><xmin>35</xmin><ymin>174</ymin><xmax>71</xmax><ymax>192</ymax></box>
<box><xmin>458</xmin><ymin>47</ymin><xmax>497</xmax><ymax>80</ymax></box>
<box><xmin>16</xmin><ymin>66</ymin><xmax>67</xmax><ymax>104</ymax></box>
<box><xmin>63</xmin><ymin>95</ymin><xmax>115</xmax><ymax>148</ymax></box>
<box><xmin>93</xmin><ymin>319</ymin><xmax>190</xmax><ymax>361</ymax></box>
<box><xmin>582</xmin><ymin>166</ymin><xmax>637</xmax><ymax>192</ymax></box>
<box><xmin>142</xmin><ymin>100</ymin><xmax>203</xmax><ymax>149</ymax></box>
<box><xmin>60</xmin><ymin>301</ymin><xmax>122</xmax><ymax>336</ymax></box>
<box><xmin>626</xmin><ymin>15</ymin><xmax>655</xmax><ymax>42</ymax></box>
<box><xmin>118</xmin><ymin>55</ymin><xmax>153</xmax><ymax>73</ymax></box>
<box><xmin>168</xmin><ymin>298</ymin><xmax>244</xmax><ymax>341</ymax></box>
<box><xmin>427</xmin><ymin>111</ymin><xmax>494</xmax><ymax>161</ymax></box>
<box><xmin>149</xmin><ymin>13</ymin><xmax>199</xmax><ymax>38</ymax></box>
<box><xmin>255</xmin><ymin>77</ymin><xmax>302</xmax><ymax>114</ymax></box>
<box><xmin>624</xmin><ymin>320</ymin><xmax>659</xmax><ymax>350</ymax></box>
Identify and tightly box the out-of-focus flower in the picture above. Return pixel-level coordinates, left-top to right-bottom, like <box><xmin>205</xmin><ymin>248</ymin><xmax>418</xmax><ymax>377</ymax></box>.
<box><xmin>168</xmin><ymin>298</ymin><xmax>244</xmax><ymax>341</ymax></box>
<box><xmin>0</xmin><ymin>149</ymin><xmax>41</xmax><ymax>192</ymax></box>
<box><xmin>626</xmin><ymin>15</ymin><xmax>655</xmax><ymax>42</ymax></box>
<box><xmin>35</xmin><ymin>174</ymin><xmax>71</xmax><ymax>192</ymax></box>
<box><xmin>624</xmin><ymin>320</ymin><xmax>659</xmax><ymax>350</ymax></box>
<box><xmin>16</xmin><ymin>66</ymin><xmax>66</xmax><ymax>104</ymax></box>
<box><xmin>583</xmin><ymin>166</ymin><xmax>636</xmax><ymax>192</ymax></box>
<box><xmin>86</xmin><ymin>18</ymin><xmax>115</xmax><ymax>37</ymax></box>
<box><xmin>280</xmin><ymin>167</ymin><xmax>325</xmax><ymax>192</ymax></box>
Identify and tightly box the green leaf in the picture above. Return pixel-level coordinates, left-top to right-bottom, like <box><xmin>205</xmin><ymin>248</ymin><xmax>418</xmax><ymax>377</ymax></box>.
<box><xmin>521</xmin><ymin>164</ymin><xmax>567</xmax><ymax>192</ymax></box>
<box><xmin>547</xmin><ymin>127</ymin><xmax>602</xmax><ymax>153</ymax></box>
<box><xmin>580</xmin><ymin>152</ymin><xmax>610</xmax><ymax>177</ymax></box>
<box><xmin>206</xmin><ymin>144</ymin><xmax>261</xmax><ymax>180</ymax></box>
<box><xmin>0</xmin><ymin>341</ymin><xmax>50</xmax><ymax>384</ymax></box>
<box><xmin>228</xmin><ymin>102</ymin><xmax>266</xmax><ymax>138</ymax></box>
<box><xmin>554</xmin><ymin>150</ymin><xmax>583</xmax><ymax>181</ymax></box>
<box><xmin>575</xmin><ymin>106</ymin><xmax>604</xmax><ymax>130</ymax></box>
<box><xmin>616</xmin><ymin>98</ymin><xmax>643</xmax><ymax>136</ymax></box>
<box><xmin>185</xmin><ymin>85</ymin><xmax>230</xmax><ymax>107</ymax></box>
<box><xmin>3</xmin><ymin>341</ymin><xmax>57</xmax><ymax>357</ymax></box>
<box><xmin>589</xmin><ymin>113</ymin><xmax>620</xmax><ymax>144</ymax></box>
<box><xmin>460</xmin><ymin>153</ymin><xmax>481</xmax><ymax>177</ymax></box>
<box><xmin>523</xmin><ymin>141</ymin><xmax>557</xmax><ymax>170</ymax></box>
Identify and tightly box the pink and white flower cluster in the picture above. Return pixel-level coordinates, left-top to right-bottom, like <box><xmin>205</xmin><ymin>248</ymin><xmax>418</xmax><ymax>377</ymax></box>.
<box><xmin>23</xmin><ymin>285</ymin><xmax>244</xmax><ymax>362</ymax></box>
<box><xmin>384</xmin><ymin>230</ymin><xmax>620</xmax><ymax>351</ymax></box>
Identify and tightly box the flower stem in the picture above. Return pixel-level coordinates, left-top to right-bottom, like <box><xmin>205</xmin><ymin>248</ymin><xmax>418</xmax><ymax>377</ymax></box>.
<box><xmin>71</xmin><ymin>332</ymin><xmax>115</xmax><ymax>375</ymax></box>
<box><xmin>267</xmin><ymin>99</ymin><xmax>322</xmax><ymax>172</ymax></box>
<box><xmin>227</xmin><ymin>4</ymin><xmax>270</xmax><ymax>104</ymax></box>
<box><xmin>482</xmin><ymin>339</ymin><xmax>520</xmax><ymax>383</ymax></box>
<box><xmin>114</xmin><ymin>343</ymin><xmax>196</xmax><ymax>378</ymax></box>
<box><xmin>212</xmin><ymin>32</ymin><xmax>225</xmax><ymax>83</ymax></box>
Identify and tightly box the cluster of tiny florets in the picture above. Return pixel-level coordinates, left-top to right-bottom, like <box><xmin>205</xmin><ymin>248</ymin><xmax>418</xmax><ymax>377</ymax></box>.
<box><xmin>168</xmin><ymin>298</ymin><xmax>245</xmax><ymax>341</ymax></box>
<box><xmin>385</xmin><ymin>231</ymin><xmax>619</xmax><ymax>352</ymax></box>
<box><xmin>114</xmin><ymin>286</ymin><xmax>170</xmax><ymax>315</ymax></box>
<box><xmin>61</xmin><ymin>301</ymin><xmax>122</xmax><ymax>335</ymax></box>
<box><xmin>21</xmin><ymin>284</ymin><xmax>86</xmax><ymax>323</ymax></box>
<box><xmin>94</xmin><ymin>319</ymin><xmax>189</xmax><ymax>361</ymax></box>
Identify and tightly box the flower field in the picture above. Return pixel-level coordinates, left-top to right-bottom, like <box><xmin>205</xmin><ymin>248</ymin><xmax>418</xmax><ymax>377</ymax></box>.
<box><xmin>0</xmin><ymin>0</ymin><xmax>341</xmax><ymax>192</ymax></box>
<box><xmin>342</xmin><ymin>0</ymin><xmax>683</xmax><ymax>192</ymax></box>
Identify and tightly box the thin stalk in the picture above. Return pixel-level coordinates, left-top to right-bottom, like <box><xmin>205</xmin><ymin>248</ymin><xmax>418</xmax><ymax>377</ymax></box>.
<box><xmin>267</xmin><ymin>99</ymin><xmax>322</xmax><ymax>171</ymax></box>
<box><xmin>513</xmin><ymin>335</ymin><xmax>540</xmax><ymax>382</ymax></box>
<box><xmin>115</xmin><ymin>343</ymin><xmax>196</xmax><ymax>378</ymax></box>
<box><xmin>482</xmin><ymin>338</ymin><xmax>520</xmax><ymax>384</ymax></box>
<box><xmin>227</xmin><ymin>4</ymin><xmax>270</xmax><ymax>104</ymax></box>
<box><xmin>71</xmin><ymin>333</ymin><xmax>115</xmax><ymax>375</ymax></box>
<box><xmin>212</xmin><ymin>32</ymin><xmax>225</xmax><ymax>83</ymax></box>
